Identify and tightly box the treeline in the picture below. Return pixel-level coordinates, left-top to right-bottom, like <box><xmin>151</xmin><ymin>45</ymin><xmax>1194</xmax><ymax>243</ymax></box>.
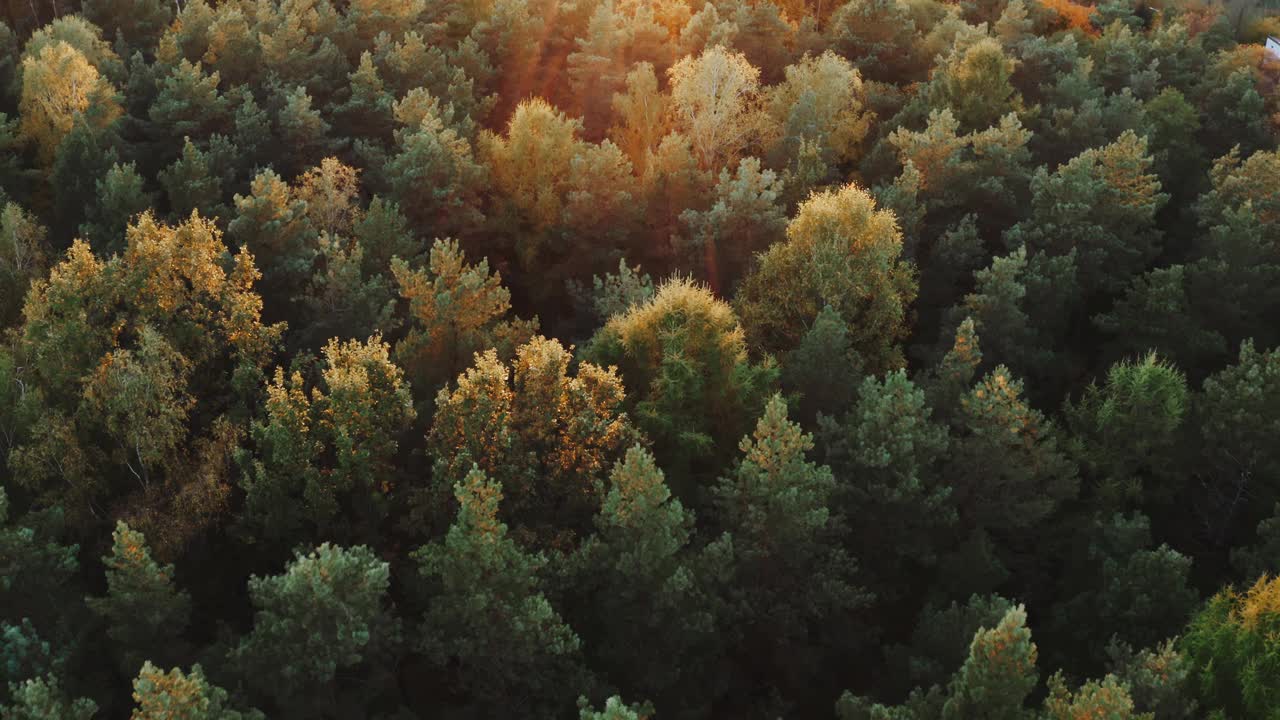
<box><xmin>2</xmin><ymin>0</ymin><xmax>1280</xmax><ymax>717</ymax></box>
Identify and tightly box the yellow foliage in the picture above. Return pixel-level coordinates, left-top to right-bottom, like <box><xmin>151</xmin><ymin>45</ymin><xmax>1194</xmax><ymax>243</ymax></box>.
<box><xmin>19</xmin><ymin>41</ymin><xmax>122</xmax><ymax>164</ymax></box>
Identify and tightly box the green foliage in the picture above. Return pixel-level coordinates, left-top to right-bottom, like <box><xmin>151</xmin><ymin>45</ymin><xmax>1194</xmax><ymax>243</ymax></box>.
<box><xmin>413</xmin><ymin>469</ymin><xmax>583</xmax><ymax>715</ymax></box>
<box><xmin>1182</xmin><ymin>575</ymin><xmax>1280</xmax><ymax>718</ymax></box>
<box><xmin>131</xmin><ymin>663</ymin><xmax>262</xmax><ymax>720</ymax></box>
<box><xmin>736</xmin><ymin>182</ymin><xmax>917</xmax><ymax>374</ymax></box>
<box><xmin>1066</xmin><ymin>353</ymin><xmax>1188</xmax><ymax>503</ymax></box>
<box><xmin>87</xmin><ymin>522</ymin><xmax>191</xmax><ymax>671</ymax></box>
<box><xmin>819</xmin><ymin>369</ymin><xmax>952</xmax><ymax>585</ymax></box>
<box><xmin>231</xmin><ymin>544</ymin><xmax>396</xmax><ymax>711</ymax></box>
<box><xmin>0</xmin><ymin>675</ymin><xmax>96</xmax><ymax>720</ymax></box>
<box><xmin>239</xmin><ymin>335</ymin><xmax>415</xmax><ymax>546</ymax></box>
<box><xmin>584</xmin><ymin>279</ymin><xmax>776</xmax><ymax>491</ymax></box>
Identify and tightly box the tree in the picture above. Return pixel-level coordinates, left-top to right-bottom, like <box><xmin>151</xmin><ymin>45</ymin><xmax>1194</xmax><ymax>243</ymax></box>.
<box><xmin>12</xmin><ymin>212</ymin><xmax>281</xmax><ymax>530</ymax></box>
<box><xmin>1183</xmin><ymin>574</ymin><xmax>1280</xmax><ymax>718</ymax></box>
<box><xmin>1193</xmin><ymin>341</ymin><xmax>1280</xmax><ymax>547</ymax></box>
<box><xmin>942</xmin><ymin>605</ymin><xmax>1038</xmax><ymax>720</ymax></box>
<box><xmin>87</xmin><ymin>522</ymin><xmax>191</xmax><ymax>671</ymax></box>
<box><xmin>385</xmin><ymin>89</ymin><xmax>486</xmax><ymax>239</ymax></box>
<box><xmin>0</xmin><ymin>203</ymin><xmax>46</xmax><ymax>328</ymax></box>
<box><xmin>781</xmin><ymin>305</ymin><xmax>863</xmax><ymax>425</ymax></box>
<box><xmin>391</xmin><ymin>238</ymin><xmax>536</xmax><ymax>400</ymax></box>
<box><xmin>1005</xmin><ymin>131</ymin><xmax>1167</xmax><ymax>298</ymax></box>
<box><xmin>736</xmin><ymin>182</ymin><xmax>917</xmax><ymax>374</ymax></box>
<box><xmin>583</xmin><ymin>278</ymin><xmax>777</xmax><ymax>493</ymax></box>
<box><xmin>131</xmin><ymin>663</ymin><xmax>262</xmax><ymax>720</ymax></box>
<box><xmin>158</xmin><ymin>138</ymin><xmax>225</xmax><ymax>223</ymax></box>
<box><xmin>78</xmin><ymin>161</ymin><xmax>151</xmax><ymax>254</ymax></box>
<box><xmin>479</xmin><ymin>97</ymin><xmax>581</xmax><ymax>232</ymax></box>
<box><xmin>82</xmin><ymin>0</ymin><xmax>170</xmax><ymax>51</ymax></box>
<box><xmin>413</xmin><ymin>469</ymin><xmax>583</xmax><ymax>716</ymax></box>
<box><xmin>818</xmin><ymin>370</ymin><xmax>953</xmax><ymax>588</ymax></box>
<box><xmin>577</xmin><ymin>696</ymin><xmax>654</xmax><ymax>720</ymax></box>
<box><xmin>950</xmin><ymin>366</ymin><xmax>1078</xmax><ymax>538</ymax></box>
<box><xmin>825</xmin><ymin>0</ymin><xmax>922</xmax><ymax>82</ymax></box>
<box><xmin>563</xmin><ymin>446</ymin><xmax>722</xmax><ymax>709</ymax></box>
<box><xmin>1065</xmin><ymin>353</ymin><xmax>1188</xmax><ymax>504</ymax></box>
<box><xmin>566</xmin><ymin>0</ymin><xmax>628</xmax><ymax>135</ymax></box>
<box><xmin>230</xmin><ymin>544</ymin><xmax>396</xmax><ymax>713</ymax></box>
<box><xmin>1048</xmin><ymin>513</ymin><xmax>1197</xmax><ymax>670</ymax></box>
<box><xmin>675</xmin><ymin>156</ymin><xmax>787</xmax><ymax>294</ymax></box>
<box><xmin>18</xmin><ymin>41</ymin><xmax>121</xmax><ymax>164</ymax></box>
<box><xmin>427</xmin><ymin>336</ymin><xmax>639</xmax><ymax>542</ymax></box>
<box><xmin>0</xmin><ymin>676</ymin><xmax>96</xmax><ymax>720</ymax></box>
<box><xmin>765</xmin><ymin>50</ymin><xmax>872</xmax><ymax>171</ymax></box>
<box><xmin>667</xmin><ymin>45</ymin><xmax>767</xmax><ymax>171</ymax></box>
<box><xmin>928</xmin><ymin>38</ymin><xmax>1022</xmax><ymax>133</ymax></box>
<box><xmin>239</xmin><ymin>335</ymin><xmax>415</xmax><ymax>546</ymax></box>
<box><xmin>712</xmin><ymin>395</ymin><xmax>869</xmax><ymax>707</ymax></box>
<box><xmin>1041</xmin><ymin>673</ymin><xmax>1144</xmax><ymax>720</ymax></box>
<box><xmin>609</xmin><ymin>62</ymin><xmax>668</xmax><ymax>176</ymax></box>
<box><xmin>0</xmin><ymin>487</ymin><xmax>80</xmax><ymax>644</ymax></box>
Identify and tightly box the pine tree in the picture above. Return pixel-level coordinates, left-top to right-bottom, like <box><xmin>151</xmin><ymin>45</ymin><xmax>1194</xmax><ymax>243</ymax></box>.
<box><xmin>818</xmin><ymin>370</ymin><xmax>953</xmax><ymax>587</ymax></box>
<box><xmin>131</xmin><ymin>663</ymin><xmax>262</xmax><ymax>720</ymax></box>
<box><xmin>676</xmin><ymin>156</ymin><xmax>787</xmax><ymax>294</ymax></box>
<box><xmin>564</xmin><ymin>446</ymin><xmax>721</xmax><ymax>709</ymax></box>
<box><xmin>230</xmin><ymin>544</ymin><xmax>396</xmax><ymax>712</ymax></box>
<box><xmin>87</xmin><ymin>522</ymin><xmax>191</xmax><ymax>671</ymax></box>
<box><xmin>712</xmin><ymin>395</ymin><xmax>869</xmax><ymax>707</ymax></box>
<box><xmin>413</xmin><ymin>468</ymin><xmax>583</xmax><ymax>716</ymax></box>
<box><xmin>391</xmin><ymin>238</ymin><xmax>536</xmax><ymax>401</ymax></box>
<box><xmin>941</xmin><ymin>605</ymin><xmax>1037</xmax><ymax>720</ymax></box>
<box><xmin>0</xmin><ymin>676</ymin><xmax>96</xmax><ymax>720</ymax></box>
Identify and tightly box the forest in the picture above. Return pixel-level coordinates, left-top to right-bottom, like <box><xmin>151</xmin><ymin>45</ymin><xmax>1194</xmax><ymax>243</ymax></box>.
<box><xmin>2</xmin><ymin>0</ymin><xmax>1280</xmax><ymax>716</ymax></box>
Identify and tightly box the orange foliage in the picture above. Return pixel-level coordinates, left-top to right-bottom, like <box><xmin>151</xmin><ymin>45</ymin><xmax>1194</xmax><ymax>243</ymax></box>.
<box><xmin>1038</xmin><ymin>0</ymin><xmax>1097</xmax><ymax>34</ymax></box>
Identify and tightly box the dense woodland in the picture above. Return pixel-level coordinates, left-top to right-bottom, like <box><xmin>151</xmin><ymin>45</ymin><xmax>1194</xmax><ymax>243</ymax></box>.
<box><xmin>4</xmin><ymin>0</ymin><xmax>1280</xmax><ymax>716</ymax></box>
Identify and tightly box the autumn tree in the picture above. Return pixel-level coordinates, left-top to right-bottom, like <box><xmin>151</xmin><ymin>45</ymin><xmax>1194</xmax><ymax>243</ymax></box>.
<box><xmin>427</xmin><ymin>336</ymin><xmax>639</xmax><ymax>542</ymax></box>
<box><xmin>583</xmin><ymin>278</ymin><xmax>777</xmax><ymax>493</ymax></box>
<box><xmin>1183</xmin><ymin>574</ymin><xmax>1280</xmax><ymax>717</ymax></box>
<box><xmin>736</xmin><ymin>182</ymin><xmax>917</xmax><ymax>374</ymax></box>
<box><xmin>131</xmin><ymin>663</ymin><xmax>262</xmax><ymax>720</ymax></box>
<box><xmin>391</xmin><ymin>238</ymin><xmax>536</xmax><ymax>400</ymax></box>
<box><xmin>667</xmin><ymin>45</ymin><xmax>767</xmax><ymax>171</ymax></box>
<box><xmin>18</xmin><ymin>41</ymin><xmax>121</xmax><ymax>164</ymax></box>
<box><xmin>239</xmin><ymin>335</ymin><xmax>415</xmax><ymax>547</ymax></box>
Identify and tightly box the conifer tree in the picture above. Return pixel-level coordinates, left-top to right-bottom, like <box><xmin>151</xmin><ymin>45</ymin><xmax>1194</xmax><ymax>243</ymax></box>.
<box><xmin>87</xmin><ymin>522</ymin><xmax>191</xmax><ymax>671</ymax></box>
<box><xmin>413</xmin><ymin>468</ymin><xmax>583</xmax><ymax>716</ymax></box>
<box><xmin>131</xmin><ymin>663</ymin><xmax>262</xmax><ymax>720</ymax></box>
<box><xmin>230</xmin><ymin>544</ymin><xmax>396</xmax><ymax>712</ymax></box>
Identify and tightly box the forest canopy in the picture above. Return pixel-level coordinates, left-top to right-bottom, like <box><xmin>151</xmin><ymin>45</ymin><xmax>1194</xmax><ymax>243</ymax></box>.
<box><xmin>2</xmin><ymin>0</ymin><xmax>1280</xmax><ymax>717</ymax></box>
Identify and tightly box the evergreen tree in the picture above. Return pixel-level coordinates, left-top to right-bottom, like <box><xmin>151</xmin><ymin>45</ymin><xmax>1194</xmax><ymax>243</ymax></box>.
<box><xmin>230</xmin><ymin>544</ymin><xmax>397</xmax><ymax>714</ymax></box>
<box><xmin>131</xmin><ymin>663</ymin><xmax>262</xmax><ymax>720</ymax></box>
<box><xmin>87</xmin><ymin>521</ymin><xmax>191</xmax><ymax>672</ymax></box>
<box><xmin>413</xmin><ymin>468</ymin><xmax>583</xmax><ymax>716</ymax></box>
<box><xmin>712</xmin><ymin>395</ymin><xmax>869</xmax><ymax>709</ymax></box>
